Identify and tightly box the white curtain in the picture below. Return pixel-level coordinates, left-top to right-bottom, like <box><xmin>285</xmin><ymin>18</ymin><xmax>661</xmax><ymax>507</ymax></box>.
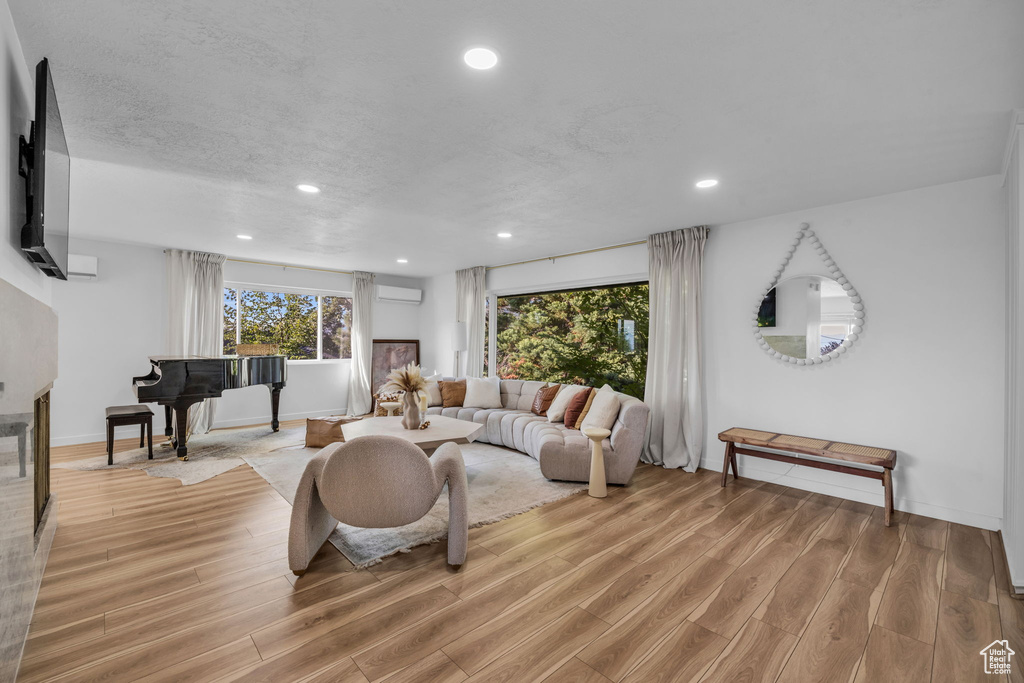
<box><xmin>166</xmin><ymin>249</ymin><xmax>226</xmax><ymax>434</ymax></box>
<box><xmin>643</xmin><ymin>227</ymin><xmax>708</xmax><ymax>471</ymax></box>
<box><xmin>455</xmin><ymin>266</ymin><xmax>486</xmax><ymax>377</ymax></box>
<box><xmin>347</xmin><ymin>271</ymin><xmax>375</xmax><ymax>415</ymax></box>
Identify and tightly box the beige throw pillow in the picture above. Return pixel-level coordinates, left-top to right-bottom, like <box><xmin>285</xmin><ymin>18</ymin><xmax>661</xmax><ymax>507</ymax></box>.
<box><xmin>580</xmin><ymin>385</ymin><xmax>621</xmax><ymax>431</ymax></box>
<box><xmin>464</xmin><ymin>376</ymin><xmax>502</xmax><ymax>409</ymax></box>
<box><xmin>424</xmin><ymin>375</ymin><xmax>443</xmax><ymax>407</ymax></box>
<box><xmin>546</xmin><ymin>384</ymin><xmax>589</xmax><ymax>423</ymax></box>
<box><xmin>573</xmin><ymin>390</ymin><xmax>598</xmax><ymax>429</ymax></box>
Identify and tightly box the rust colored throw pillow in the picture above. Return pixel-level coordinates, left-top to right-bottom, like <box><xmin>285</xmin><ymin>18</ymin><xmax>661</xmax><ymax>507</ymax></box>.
<box><xmin>531</xmin><ymin>384</ymin><xmax>561</xmax><ymax>416</ymax></box>
<box><xmin>573</xmin><ymin>389</ymin><xmax>598</xmax><ymax>429</ymax></box>
<box><xmin>563</xmin><ymin>388</ymin><xmax>593</xmax><ymax>429</ymax></box>
<box><xmin>439</xmin><ymin>380</ymin><xmax>467</xmax><ymax>408</ymax></box>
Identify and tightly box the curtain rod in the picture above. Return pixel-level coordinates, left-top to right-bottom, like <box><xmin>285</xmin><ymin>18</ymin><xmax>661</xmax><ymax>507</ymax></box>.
<box><xmin>486</xmin><ymin>239</ymin><xmax>647</xmax><ymax>271</ymax></box>
<box><xmin>225</xmin><ymin>257</ymin><xmax>353</xmax><ymax>275</ymax></box>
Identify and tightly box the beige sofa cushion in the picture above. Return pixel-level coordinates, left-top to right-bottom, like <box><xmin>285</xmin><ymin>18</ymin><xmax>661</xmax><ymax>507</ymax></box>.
<box><xmin>464</xmin><ymin>377</ymin><xmax>502</xmax><ymax>408</ymax></box>
<box><xmin>581</xmin><ymin>384</ymin><xmax>621</xmax><ymax>431</ymax></box>
<box><xmin>424</xmin><ymin>375</ymin><xmax>443</xmax><ymax>406</ymax></box>
<box><xmin>546</xmin><ymin>384</ymin><xmax>589</xmax><ymax>423</ymax></box>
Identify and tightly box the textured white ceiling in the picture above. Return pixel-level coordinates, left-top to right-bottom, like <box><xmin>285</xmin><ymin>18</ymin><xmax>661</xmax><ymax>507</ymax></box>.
<box><xmin>8</xmin><ymin>0</ymin><xmax>1024</xmax><ymax>276</ymax></box>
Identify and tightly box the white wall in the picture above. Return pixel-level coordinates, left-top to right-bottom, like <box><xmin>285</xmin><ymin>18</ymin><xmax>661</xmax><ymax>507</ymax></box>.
<box><xmin>1003</xmin><ymin>117</ymin><xmax>1024</xmax><ymax>588</ymax></box>
<box><xmin>50</xmin><ymin>237</ymin><xmax>424</xmax><ymax>445</ymax></box>
<box><xmin>704</xmin><ymin>175</ymin><xmax>1006</xmax><ymax>530</ymax></box>
<box><xmin>419</xmin><ymin>272</ymin><xmax>456</xmax><ymax>376</ymax></box>
<box><xmin>439</xmin><ymin>176</ymin><xmax>1006</xmax><ymax>530</ymax></box>
<box><xmin>1</xmin><ymin>0</ymin><xmax>50</xmax><ymax>305</ymax></box>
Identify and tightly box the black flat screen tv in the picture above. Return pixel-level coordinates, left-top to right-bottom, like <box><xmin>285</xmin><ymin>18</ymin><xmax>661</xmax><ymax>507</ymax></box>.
<box><xmin>20</xmin><ymin>58</ymin><xmax>70</xmax><ymax>280</ymax></box>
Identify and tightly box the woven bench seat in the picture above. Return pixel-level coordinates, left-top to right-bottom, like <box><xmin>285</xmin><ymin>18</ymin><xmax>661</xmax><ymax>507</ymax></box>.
<box><xmin>718</xmin><ymin>427</ymin><xmax>897</xmax><ymax>525</ymax></box>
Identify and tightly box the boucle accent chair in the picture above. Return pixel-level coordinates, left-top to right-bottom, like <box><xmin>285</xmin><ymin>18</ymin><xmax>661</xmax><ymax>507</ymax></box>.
<box><xmin>426</xmin><ymin>378</ymin><xmax>650</xmax><ymax>486</ymax></box>
<box><xmin>288</xmin><ymin>435</ymin><xmax>469</xmax><ymax>574</ymax></box>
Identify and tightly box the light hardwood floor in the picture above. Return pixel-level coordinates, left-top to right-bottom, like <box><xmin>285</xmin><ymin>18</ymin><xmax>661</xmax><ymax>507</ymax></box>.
<box><xmin>20</xmin><ymin>422</ymin><xmax>1024</xmax><ymax>682</ymax></box>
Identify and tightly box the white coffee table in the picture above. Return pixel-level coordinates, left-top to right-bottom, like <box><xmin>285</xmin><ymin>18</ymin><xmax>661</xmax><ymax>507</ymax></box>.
<box><xmin>341</xmin><ymin>415</ymin><xmax>484</xmax><ymax>453</ymax></box>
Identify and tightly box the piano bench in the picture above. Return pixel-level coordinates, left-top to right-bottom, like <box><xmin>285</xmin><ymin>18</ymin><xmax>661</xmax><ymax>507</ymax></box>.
<box><xmin>105</xmin><ymin>405</ymin><xmax>154</xmax><ymax>466</ymax></box>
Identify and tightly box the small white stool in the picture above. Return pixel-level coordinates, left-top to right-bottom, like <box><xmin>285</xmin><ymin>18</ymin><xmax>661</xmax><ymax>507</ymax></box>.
<box><xmin>582</xmin><ymin>427</ymin><xmax>611</xmax><ymax>498</ymax></box>
<box><xmin>380</xmin><ymin>401</ymin><xmax>402</xmax><ymax>417</ymax></box>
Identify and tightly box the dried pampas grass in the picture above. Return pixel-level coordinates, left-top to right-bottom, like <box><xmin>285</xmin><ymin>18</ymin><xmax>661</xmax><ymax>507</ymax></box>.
<box><xmin>381</xmin><ymin>363</ymin><xmax>426</xmax><ymax>394</ymax></box>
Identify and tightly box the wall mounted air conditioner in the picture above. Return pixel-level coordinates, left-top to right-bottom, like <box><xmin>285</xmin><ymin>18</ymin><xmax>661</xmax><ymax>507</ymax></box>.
<box><xmin>375</xmin><ymin>284</ymin><xmax>422</xmax><ymax>305</ymax></box>
<box><xmin>67</xmin><ymin>254</ymin><xmax>98</xmax><ymax>279</ymax></box>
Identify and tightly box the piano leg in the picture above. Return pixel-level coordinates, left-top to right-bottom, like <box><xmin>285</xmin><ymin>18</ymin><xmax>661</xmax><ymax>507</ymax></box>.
<box><xmin>270</xmin><ymin>383</ymin><xmax>283</xmax><ymax>432</ymax></box>
<box><xmin>173</xmin><ymin>406</ymin><xmax>190</xmax><ymax>460</ymax></box>
<box><xmin>164</xmin><ymin>405</ymin><xmax>173</xmax><ymax>439</ymax></box>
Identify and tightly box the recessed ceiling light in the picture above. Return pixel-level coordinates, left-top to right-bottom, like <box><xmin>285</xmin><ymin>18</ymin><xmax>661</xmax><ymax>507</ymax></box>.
<box><xmin>237</xmin><ymin>234</ymin><xmax>253</xmax><ymax>240</ymax></box>
<box><xmin>497</xmin><ymin>232</ymin><xmax>512</xmax><ymax>238</ymax></box>
<box><xmin>464</xmin><ymin>47</ymin><xmax>498</xmax><ymax>70</ymax></box>
<box><xmin>296</xmin><ymin>184</ymin><xmax>320</xmax><ymax>193</ymax></box>
<box><xmin>396</xmin><ymin>258</ymin><xmax>408</xmax><ymax>264</ymax></box>
<box><xmin>695</xmin><ymin>179</ymin><xmax>719</xmax><ymax>189</ymax></box>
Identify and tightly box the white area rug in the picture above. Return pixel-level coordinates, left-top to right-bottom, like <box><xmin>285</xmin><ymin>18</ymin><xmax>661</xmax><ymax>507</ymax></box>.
<box><xmin>56</xmin><ymin>425</ymin><xmax>586</xmax><ymax>567</ymax></box>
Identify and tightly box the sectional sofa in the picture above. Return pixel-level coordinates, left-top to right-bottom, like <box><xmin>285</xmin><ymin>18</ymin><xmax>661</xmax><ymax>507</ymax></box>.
<box><xmin>425</xmin><ymin>378</ymin><xmax>650</xmax><ymax>485</ymax></box>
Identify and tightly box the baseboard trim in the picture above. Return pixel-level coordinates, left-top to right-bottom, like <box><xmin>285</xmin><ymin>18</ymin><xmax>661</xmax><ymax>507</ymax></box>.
<box><xmin>698</xmin><ymin>456</ymin><xmax>1002</xmax><ymax>532</ymax></box>
<box><xmin>52</xmin><ymin>408</ymin><xmax>347</xmax><ymax>447</ymax></box>
<box><xmin>994</xmin><ymin>530</ymin><xmax>1024</xmax><ymax>599</ymax></box>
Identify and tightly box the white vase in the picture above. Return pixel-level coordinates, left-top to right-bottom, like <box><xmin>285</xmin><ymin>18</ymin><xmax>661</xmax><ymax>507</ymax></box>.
<box><xmin>401</xmin><ymin>391</ymin><xmax>421</xmax><ymax>430</ymax></box>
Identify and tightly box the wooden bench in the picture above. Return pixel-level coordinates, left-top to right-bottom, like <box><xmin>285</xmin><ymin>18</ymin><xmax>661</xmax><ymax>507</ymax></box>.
<box><xmin>718</xmin><ymin>427</ymin><xmax>897</xmax><ymax>526</ymax></box>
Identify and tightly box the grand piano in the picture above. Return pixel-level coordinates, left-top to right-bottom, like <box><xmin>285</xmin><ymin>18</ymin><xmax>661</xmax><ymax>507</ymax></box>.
<box><xmin>133</xmin><ymin>355</ymin><xmax>286</xmax><ymax>460</ymax></box>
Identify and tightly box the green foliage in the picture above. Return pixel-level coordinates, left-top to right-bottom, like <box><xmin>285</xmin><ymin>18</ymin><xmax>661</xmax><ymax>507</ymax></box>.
<box><xmin>321</xmin><ymin>295</ymin><xmax>353</xmax><ymax>359</ymax></box>
<box><xmin>495</xmin><ymin>283</ymin><xmax>648</xmax><ymax>398</ymax></box>
<box><xmin>222</xmin><ymin>289</ymin><xmax>352</xmax><ymax>360</ymax></box>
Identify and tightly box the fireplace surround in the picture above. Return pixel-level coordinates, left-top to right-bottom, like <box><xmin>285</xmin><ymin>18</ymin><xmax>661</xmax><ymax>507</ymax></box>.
<box><xmin>0</xmin><ymin>276</ymin><xmax>58</xmax><ymax>680</ymax></box>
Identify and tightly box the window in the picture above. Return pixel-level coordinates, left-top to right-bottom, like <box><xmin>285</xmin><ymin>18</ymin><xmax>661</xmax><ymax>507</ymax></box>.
<box><xmin>223</xmin><ymin>287</ymin><xmax>352</xmax><ymax>360</ymax></box>
<box><xmin>493</xmin><ymin>282</ymin><xmax>649</xmax><ymax>398</ymax></box>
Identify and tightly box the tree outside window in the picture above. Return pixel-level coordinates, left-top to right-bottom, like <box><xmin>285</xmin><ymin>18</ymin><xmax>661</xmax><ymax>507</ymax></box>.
<box><xmin>223</xmin><ymin>287</ymin><xmax>352</xmax><ymax>361</ymax></box>
<box><xmin>494</xmin><ymin>282</ymin><xmax>649</xmax><ymax>398</ymax></box>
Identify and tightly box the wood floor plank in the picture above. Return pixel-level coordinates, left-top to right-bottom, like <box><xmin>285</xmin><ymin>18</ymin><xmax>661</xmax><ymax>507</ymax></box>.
<box><xmin>582</xmin><ymin>532</ymin><xmax>716</xmax><ymax>624</ymax></box>
<box><xmin>576</xmin><ymin>555</ymin><xmax>734</xmax><ymax>681</ymax></box>
<box><xmin>443</xmin><ymin>518</ymin><xmax>596</xmax><ymax>598</ymax></box>
<box><xmin>754</xmin><ymin>537</ymin><xmax>850</xmax><ymax>636</ymax></box>
<box><xmin>944</xmin><ymin>523</ymin><xmax>997</xmax><ymax>604</ymax></box>
<box><xmin>134</xmin><ymin>637</ymin><xmax>263</xmax><ymax>683</ymax></box>
<box><xmin>557</xmin><ymin>501</ymin><xmax>677</xmax><ymax>567</ymax></box>
<box><xmin>875</xmin><ymin>541</ymin><xmax>944</xmax><ymax>644</ymax></box>
<box><xmin>931</xmin><ymin>589</ymin><xmax>1003</xmax><ymax>683</ymax></box>
<box><xmin>699</xmin><ymin>618</ymin><xmax>798</xmax><ymax>683</ymax></box>
<box><xmin>464</xmin><ymin>608</ymin><xmax>608</xmax><ymax>683</ymax></box>
<box><xmin>776</xmin><ymin>578</ymin><xmax>881</xmax><ymax>683</ymax></box>
<box><xmin>620</xmin><ymin>620</ymin><xmax>727</xmax><ymax>683</ymax></box>
<box><xmin>443</xmin><ymin>552</ymin><xmax>635</xmax><ymax>676</ymax></box>
<box><xmin>814</xmin><ymin>504</ymin><xmax>870</xmax><ymax>548</ymax></box>
<box><xmin>838</xmin><ymin>509</ymin><xmax>903</xmax><ymax>592</ymax></box>
<box><xmin>211</xmin><ymin>585</ymin><xmax>461</xmax><ymax>683</ymax></box>
<box><xmin>544</xmin><ymin>657</ymin><xmax>612</xmax><ymax>683</ymax></box>
<box><xmin>19</xmin><ymin>571</ymin><xmax>376</xmax><ymax>682</ymax></box>
<box><xmin>299</xmin><ymin>658</ymin><xmax>370</xmax><ymax>683</ymax></box>
<box><xmin>379</xmin><ymin>650</ymin><xmax>466</xmax><ymax>683</ymax></box>
<box><xmin>704</xmin><ymin>489</ymin><xmax>808</xmax><ymax>566</ymax></box>
<box><xmin>770</xmin><ymin>493</ymin><xmax>842</xmax><ymax>547</ymax></box>
<box><xmin>611</xmin><ymin>502</ymin><xmax>719</xmax><ymax>564</ymax></box>
<box><xmin>853</xmin><ymin>626</ymin><xmax>933</xmax><ymax>683</ymax></box>
<box><xmin>997</xmin><ymin>590</ymin><xmax>1024</xmax><ymax>683</ymax></box>
<box><xmin>905</xmin><ymin>514</ymin><xmax>949</xmax><ymax>550</ymax></box>
<box><xmin>689</xmin><ymin>540</ymin><xmax>804</xmax><ymax>639</ymax></box>
<box><xmin>692</xmin><ymin>486</ymin><xmax>779</xmax><ymax>539</ymax></box>
<box><xmin>21</xmin><ymin>615</ymin><xmax>104</xmax><ymax>660</ymax></box>
<box><xmin>353</xmin><ymin>556</ymin><xmax>575</xmax><ymax>681</ymax></box>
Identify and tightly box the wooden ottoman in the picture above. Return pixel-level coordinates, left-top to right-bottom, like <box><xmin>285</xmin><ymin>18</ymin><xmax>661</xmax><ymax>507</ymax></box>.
<box><xmin>305</xmin><ymin>415</ymin><xmax>361</xmax><ymax>448</ymax></box>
